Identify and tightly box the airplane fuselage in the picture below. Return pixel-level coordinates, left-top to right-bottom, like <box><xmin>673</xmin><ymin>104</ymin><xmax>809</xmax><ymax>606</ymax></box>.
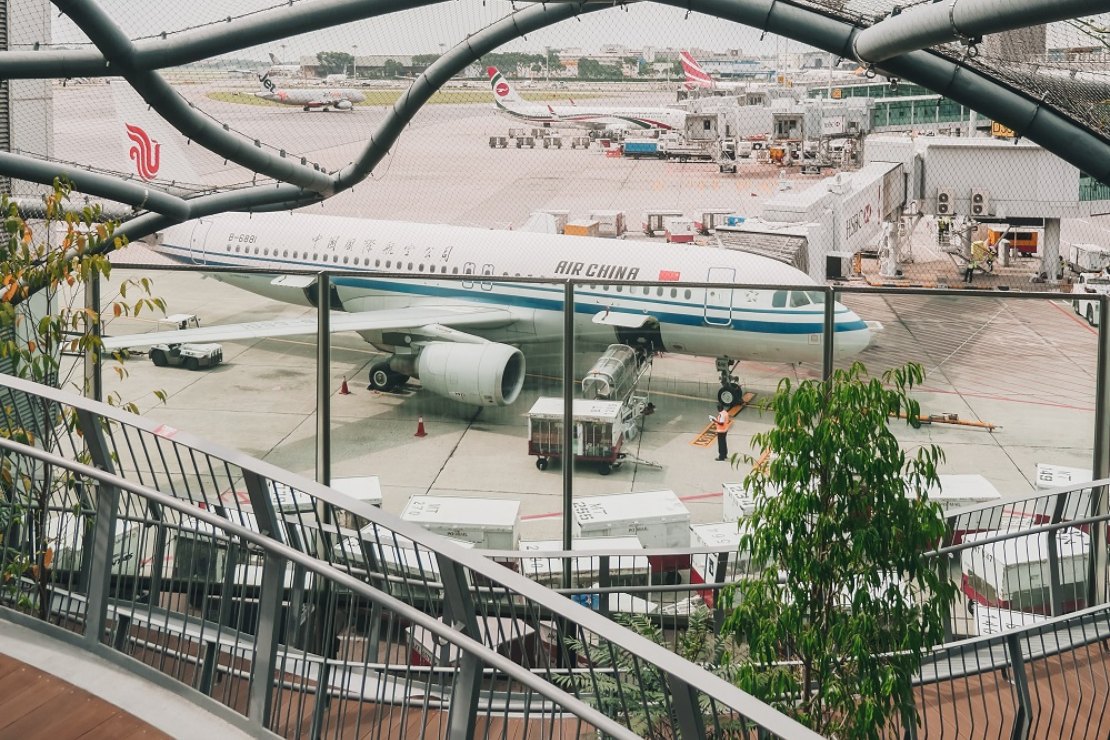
<box><xmin>158</xmin><ymin>212</ymin><xmax>871</xmax><ymax>364</ymax></box>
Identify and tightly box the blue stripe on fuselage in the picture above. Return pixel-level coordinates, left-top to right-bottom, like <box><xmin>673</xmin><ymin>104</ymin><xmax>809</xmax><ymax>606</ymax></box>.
<box><xmin>158</xmin><ymin>243</ymin><xmax>868</xmax><ymax>335</ymax></box>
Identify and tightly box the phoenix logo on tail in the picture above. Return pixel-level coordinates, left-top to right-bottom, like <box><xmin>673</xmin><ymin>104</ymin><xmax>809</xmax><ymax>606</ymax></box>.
<box><xmin>679</xmin><ymin>51</ymin><xmax>715</xmax><ymax>90</ymax></box>
<box><xmin>125</xmin><ymin>123</ymin><xmax>161</xmax><ymax>181</ymax></box>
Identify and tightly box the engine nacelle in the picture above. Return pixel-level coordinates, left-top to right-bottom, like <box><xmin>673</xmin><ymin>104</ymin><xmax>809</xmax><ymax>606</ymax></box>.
<box><xmin>333</xmin><ymin>99</ymin><xmax>353</xmax><ymax>110</ymax></box>
<box><xmin>415</xmin><ymin>342</ymin><xmax>525</xmax><ymax>407</ymax></box>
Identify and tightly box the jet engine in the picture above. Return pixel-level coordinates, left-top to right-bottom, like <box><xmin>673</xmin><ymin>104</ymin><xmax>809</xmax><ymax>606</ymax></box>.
<box><xmin>333</xmin><ymin>99</ymin><xmax>353</xmax><ymax>110</ymax></box>
<box><xmin>415</xmin><ymin>342</ymin><xmax>525</xmax><ymax>406</ymax></box>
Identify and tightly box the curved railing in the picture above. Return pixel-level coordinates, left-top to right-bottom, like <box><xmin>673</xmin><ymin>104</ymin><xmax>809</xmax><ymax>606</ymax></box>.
<box><xmin>0</xmin><ymin>374</ymin><xmax>815</xmax><ymax>739</ymax></box>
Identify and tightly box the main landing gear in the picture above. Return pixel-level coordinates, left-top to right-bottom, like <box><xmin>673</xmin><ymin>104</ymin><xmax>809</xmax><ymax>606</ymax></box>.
<box><xmin>716</xmin><ymin>356</ymin><xmax>743</xmax><ymax>407</ymax></box>
<box><xmin>368</xmin><ymin>361</ymin><xmax>409</xmax><ymax>392</ymax></box>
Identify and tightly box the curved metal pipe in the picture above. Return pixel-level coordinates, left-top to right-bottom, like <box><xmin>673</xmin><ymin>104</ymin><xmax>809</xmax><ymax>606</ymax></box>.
<box><xmin>854</xmin><ymin>0</ymin><xmax>1110</xmax><ymax>65</ymax></box>
<box><xmin>2</xmin><ymin>0</ymin><xmax>443</xmax><ymax>78</ymax></box>
<box><xmin>665</xmin><ymin>0</ymin><xmax>1110</xmax><ymax>183</ymax></box>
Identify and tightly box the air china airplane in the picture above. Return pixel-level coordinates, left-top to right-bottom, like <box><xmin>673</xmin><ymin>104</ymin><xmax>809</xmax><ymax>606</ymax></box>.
<box><xmin>488</xmin><ymin>66</ymin><xmax>687</xmax><ymax>132</ymax></box>
<box><xmin>102</xmin><ymin>212</ymin><xmax>876</xmax><ymax>408</ymax></box>
<box><xmin>255</xmin><ymin>73</ymin><xmax>365</xmax><ymax>111</ymax></box>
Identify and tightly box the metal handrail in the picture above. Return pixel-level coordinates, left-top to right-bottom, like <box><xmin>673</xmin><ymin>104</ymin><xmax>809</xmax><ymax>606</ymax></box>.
<box><xmin>0</xmin><ymin>376</ymin><xmax>818</xmax><ymax>738</ymax></box>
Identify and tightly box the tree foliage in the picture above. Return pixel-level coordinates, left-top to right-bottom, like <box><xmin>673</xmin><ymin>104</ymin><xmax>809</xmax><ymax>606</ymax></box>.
<box><xmin>315</xmin><ymin>51</ymin><xmax>353</xmax><ymax>77</ymax></box>
<box><xmin>0</xmin><ymin>179</ymin><xmax>164</xmax><ymax>617</ymax></box>
<box><xmin>720</xmin><ymin>361</ymin><xmax>955</xmax><ymax>737</ymax></box>
<box><xmin>577</xmin><ymin>58</ymin><xmax>624</xmax><ymax>80</ymax></box>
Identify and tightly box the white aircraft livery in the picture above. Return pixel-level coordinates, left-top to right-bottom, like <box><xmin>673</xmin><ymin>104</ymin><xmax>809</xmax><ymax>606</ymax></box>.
<box><xmin>104</xmin><ymin>213</ymin><xmax>876</xmax><ymax>408</ymax></box>
<box><xmin>255</xmin><ymin>74</ymin><xmax>365</xmax><ymax>111</ymax></box>
<box><xmin>488</xmin><ymin>67</ymin><xmax>688</xmax><ymax>132</ymax></box>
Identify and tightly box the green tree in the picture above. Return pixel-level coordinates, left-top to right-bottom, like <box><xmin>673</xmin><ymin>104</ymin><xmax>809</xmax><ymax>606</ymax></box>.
<box><xmin>721</xmin><ymin>361</ymin><xmax>954</xmax><ymax>736</ymax></box>
<box><xmin>0</xmin><ymin>179</ymin><xmax>164</xmax><ymax>618</ymax></box>
<box><xmin>315</xmin><ymin>51</ymin><xmax>353</xmax><ymax>77</ymax></box>
<box><xmin>577</xmin><ymin>58</ymin><xmax>623</xmax><ymax>80</ymax></box>
<box><xmin>381</xmin><ymin>59</ymin><xmax>406</xmax><ymax>79</ymax></box>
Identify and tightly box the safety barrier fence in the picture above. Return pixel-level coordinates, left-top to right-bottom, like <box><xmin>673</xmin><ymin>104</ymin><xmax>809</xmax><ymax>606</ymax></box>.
<box><xmin>0</xmin><ymin>374</ymin><xmax>815</xmax><ymax>739</ymax></box>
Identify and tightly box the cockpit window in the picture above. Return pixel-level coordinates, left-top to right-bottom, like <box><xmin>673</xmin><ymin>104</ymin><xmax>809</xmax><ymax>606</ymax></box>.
<box><xmin>772</xmin><ymin>291</ymin><xmax>787</xmax><ymax>308</ymax></box>
<box><xmin>789</xmin><ymin>291</ymin><xmax>811</xmax><ymax>307</ymax></box>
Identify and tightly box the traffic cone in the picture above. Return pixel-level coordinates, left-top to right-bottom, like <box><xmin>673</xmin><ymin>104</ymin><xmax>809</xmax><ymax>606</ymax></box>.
<box><xmin>414</xmin><ymin>416</ymin><xmax>427</xmax><ymax>437</ymax></box>
<box><xmin>339</xmin><ymin>377</ymin><xmax>351</xmax><ymax>395</ymax></box>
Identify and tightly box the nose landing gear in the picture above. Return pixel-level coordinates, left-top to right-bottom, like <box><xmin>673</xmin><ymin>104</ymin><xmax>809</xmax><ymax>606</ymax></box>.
<box><xmin>716</xmin><ymin>356</ymin><xmax>743</xmax><ymax>407</ymax></box>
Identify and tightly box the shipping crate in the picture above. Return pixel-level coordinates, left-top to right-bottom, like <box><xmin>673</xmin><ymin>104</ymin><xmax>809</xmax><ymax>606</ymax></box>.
<box><xmin>694</xmin><ymin>209</ymin><xmax>737</xmax><ymax>235</ymax></box>
<box><xmin>564</xmin><ymin>219</ymin><xmax>601</xmax><ymax>238</ymax></box>
<box><xmin>401</xmin><ymin>495</ymin><xmax>520</xmax><ymax>549</ymax></box>
<box><xmin>961</xmin><ymin>527</ymin><xmax>1089</xmax><ymax>614</ymax></box>
<box><xmin>517</xmin><ymin>536</ymin><xmax>649</xmax><ymax>587</ymax></box>
<box><xmin>689</xmin><ymin>522</ymin><xmax>749</xmax><ymax>607</ymax></box>
<box><xmin>48</xmin><ymin>513</ymin><xmax>146</xmax><ymax>577</ymax></box>
<box><xmin>588</xmin><ymin>209</ymin><xmax>627</xmax><ymax>237</ymax></box>
<box><xmin>663</xmin><ymin>217</ymin><xmax>695</xmax><ymax>243</ymax></box>
<box><xmin>573</xmin><ymin>490</ymin><xmax>691</xmax><ymax>573</ymax></box>
<box><xmin>722</xmin><ymin>482</ymin><xmax>757</xmax><ymax>522</ymax></box>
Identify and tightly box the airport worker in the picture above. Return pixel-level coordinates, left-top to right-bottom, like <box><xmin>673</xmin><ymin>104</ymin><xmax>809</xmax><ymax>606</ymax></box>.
<box><xmin>964</xmin><ymin>256</ymin><xmax>977</xmax><ymax>284</ymax></box>
<box><xmin>711</xmin><ymin>403</ymin><xmax>731</xmax><ymax>461</ymax></box>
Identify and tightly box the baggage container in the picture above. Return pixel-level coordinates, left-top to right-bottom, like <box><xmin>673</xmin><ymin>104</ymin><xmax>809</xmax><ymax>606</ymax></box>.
<box><xmin>401</xmin><ymin>495</ymin><xmax>520</xmax><ymax>549</ymax></box>
<box><xmin>643</xmin><ymin>209</ymin><xmax>684</xmax><ymax>237</ymax></box>
<box><xmin>527</xmin><ymin>397</ymin><xmax>625</xmax><ymax>475</ymax></box>
<box><xmin>663</xmin><ymin>217</ymin><xmax>695</xmax><ymax>243</ymax></box>
<box><xmin>722</xmin><ymin>482</ymin><xmax>757</xmax><ymax>522</ymax></box>
<box><xmin>573</xmin><ymin>490</ymin><xmax>690</xmax><ymax>573</ymax></box>
<box><xmin>961</xmin><ymin>527</ymin><xmax>1089</xmax><ymax>614</ymax></box>
<box><xmin>621</xmin><ymin>138</ymin><xmax>660</xmax><ymax>159</ymax></box>
<box><xmin>564</xmin><ymin>219</ymin><xmax>600</xmax><ymax>238</ymax></box>
<box><xmin>689</xmin><ymin>521</ymin><xmax>749</xmax><ymax>607</ymax></box>
<box><xmin>516</xmin><ymin>536</ymin><xmax>649</xmax><ymax>587</ymax></box>
<box><xmin>588</xmin><ymin>209</ymin><xmax>627</xmax><ymax>237</ymax></box>
<box><xmin>48</xmin><ymin>514</ymin><xmax>146</xmax><ymax>577</ymax></box>
<box><xmin>330</xmin><ymin>475</ymin><xmax>384</xmax><ymax>529</ymax></box>
<box><xmin>332</xmin><ymin>527</ymin><xmax>474</xmax><ymax>577</ymax></box>
<box><xmin>694</xmin><ymin>209</ymin><xmax>737</xmax><ymax>235</ymax></box>
<box><xmin>1028</xmin><ymin>462</ymin><xmax>1095</xmax><ymax>528</ymax></box>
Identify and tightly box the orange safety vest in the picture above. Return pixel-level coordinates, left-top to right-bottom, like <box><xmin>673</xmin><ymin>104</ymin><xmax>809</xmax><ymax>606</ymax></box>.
<box><xmin>714</xmin><ymin>411</ymin><xmax>731</xmax><ymax>433</ymax></box>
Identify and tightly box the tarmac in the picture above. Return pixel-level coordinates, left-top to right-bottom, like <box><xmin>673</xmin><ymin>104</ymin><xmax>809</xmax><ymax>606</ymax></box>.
<box><xmin>56</xmin><ymin>79</ymin><xmax>1103</xmax><ymax>543</ymax></box>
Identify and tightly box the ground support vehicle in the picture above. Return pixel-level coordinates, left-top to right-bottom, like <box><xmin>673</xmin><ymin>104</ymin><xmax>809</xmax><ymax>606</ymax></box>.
<box><xmin>527</xmin><ymin>396</ymin><xmax>658</xmax><ymax>475</ymax></box>
<box><xmin>1072</xmin><ymin>272</ymin><xmax>1110</xmax><ymax>326</ymax></box>
<box><xmin>147</xmin><ymin>314</ymin><xmax>223</xmax><ymax>370</ymax></box>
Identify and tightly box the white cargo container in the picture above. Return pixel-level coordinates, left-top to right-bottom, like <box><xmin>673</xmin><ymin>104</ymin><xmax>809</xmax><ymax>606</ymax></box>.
<box><xmin>689</xmin><ymin>522</ymin><xmax>749</xmax><ymax>607</ymax></box>
<box><xmin>1027</xmin><ymin>462</ymin><xmax>1096</xmax><ymax>527</ymax></box>
<box><xmin>516</xmin><ymin>536</ymin><xmax>648</xmax><ymax>587</ymax></box>
<box><xmin>588</xmin><ymin>209</ymin><xmax>627</xmax><ymax>237</ymax></box>
<box><xmin>922</xmin><ymin>474</ymin><xmax>1003</xmax><ymax>511</ymax></box>
<box><xmin>694</xmin><ymin>209</ymin><xmax>737</xmax><ymax>235</ymax></box>
<box><xmin>331</xmin><ymin>475</ymin><xmax>383</xmax><ymax>508</ymax></box>
<box><xmin>48</xmin><ymin>514</ymin><xmax>146</xmax><ymax>577</ymax></box>
<box><xmin>663</xmin><ymin>217</ymin><xmax>695</xmax><ymax>243</ymax></box>
<box><xmin>332</xmin><ymin>527</ymin><xmax>474</xmax><ymax>579</ymax></box>
<box><xmin>961</xmin><ymin>528</ymin><xmax>1089</xmax><ymax>613</ymax></box>
<box><xmin>1067</xmin><ymin>242</ymin><xmax>1110</xmax><ymax>273</ymax></box>
<box><xmin>572</xmin><ymin>490</ymin><xmax>690</xmax><ymax>548</ymax></box>
<box><xmin>974</xmin><ymin>605</ymin><xmax>1047</xmax><ymax>636</ymax></box>
<box><xmin>401</xmin><ymin>495</ymin><xmax>520</xmax><ymax>549</ymax></box>
<box><xmin>1034</xmin><ymin>463</ymin><xmax>1092</xmax><ymax>490</ymax></box>
<box><xmin>722</xmin><ymin>482</ymin><xmax>757</xmax><ymax>522</ymax></box>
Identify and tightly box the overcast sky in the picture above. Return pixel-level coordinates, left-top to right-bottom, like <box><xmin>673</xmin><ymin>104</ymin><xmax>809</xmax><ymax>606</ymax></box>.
<box><xmin>50</xmin><ymin>1</ymin><xmax>804</xmax><ymax>59</ymax></box>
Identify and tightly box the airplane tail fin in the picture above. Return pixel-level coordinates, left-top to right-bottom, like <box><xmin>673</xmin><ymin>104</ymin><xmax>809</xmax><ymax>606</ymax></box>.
<box><xmin>109</xmin><ymin>83</ymin><xmax>205</xmax><ymax>187</ymax></box>
<box><xmin>679</xmin><ymin>51</ymin><xmax>715</xmax><ymax>90</ymax></box>
<box><xmin>487</xmin><ymin>66</ymin><xmax>525</xmax><ymax>107</ymax></box>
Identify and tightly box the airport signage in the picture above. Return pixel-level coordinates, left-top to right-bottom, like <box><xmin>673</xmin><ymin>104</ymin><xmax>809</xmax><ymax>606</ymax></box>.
<box><xmin>990</xmin><ymin>121</ymin><xmax>1015</xmax><ymax>139</ymax></box>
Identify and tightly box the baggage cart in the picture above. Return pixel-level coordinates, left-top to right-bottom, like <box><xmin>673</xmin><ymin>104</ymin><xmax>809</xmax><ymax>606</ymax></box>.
<box><xmin>527</xmin><ymin>398</ymin><xmax>624</xmax><ymax>475</ymax></box>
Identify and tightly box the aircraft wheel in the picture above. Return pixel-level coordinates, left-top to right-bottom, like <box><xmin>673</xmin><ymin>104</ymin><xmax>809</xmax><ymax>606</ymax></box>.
<box><xmin>303</xmin><ymin>106</ymin><xmax>310</xmax><ymax>112</ymax></box>
<box><xmin>536</xmin><ymin>458</ymin><xmax>548</xmax><ymax>471</ymax></box>
<box><xmin>717</xmin><ymin>384</ymin><xmax>743</xmax><ymax>407</ymax></box>
<box><xmin>150</xmin><ymin>349</ymin><xmax>167</xmax><ymax>367</ymax></box>
<box><xmin>369</xmin><ymin>362</ymin><xmax>396</xmax><ymax>391</ymax></box>
<box><xmin>598</xmin><ymin>462</ymin><xmax>612</xmax><ymax>476</ymax></box>
<box><xmin>184</xmin><ymin>357</ymin><xmax>199</xmax><ymax>371</ymax></box>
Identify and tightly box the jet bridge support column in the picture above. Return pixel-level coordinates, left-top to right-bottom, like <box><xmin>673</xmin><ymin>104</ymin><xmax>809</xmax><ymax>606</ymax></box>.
<box><xmin>1044</xmin><ymin>219</ymin><xmax>1061</xmax><ymax>287</ymax></box>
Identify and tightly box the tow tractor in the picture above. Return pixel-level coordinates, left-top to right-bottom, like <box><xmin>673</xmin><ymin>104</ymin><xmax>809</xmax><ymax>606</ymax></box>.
<box><xmin>148</xmin><ymin>314</ymin><xmax>224</xmax><ymax>370</ymax></box>
<box><xmin>1072</xmin><ymin>272</ymin><xmax>1110</xmax><ymax>326</ymax></box>
<box><xmin>527</xmin><ymin>344</ymin><xmax>659</xmax><ymax>475</ymax></box>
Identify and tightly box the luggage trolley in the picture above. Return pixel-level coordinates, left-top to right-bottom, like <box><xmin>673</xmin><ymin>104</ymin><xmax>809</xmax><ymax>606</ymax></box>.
<box><xmin>527</xmin><ymin>398</ymin><xmax>627</xmax><ymax>475</ymax></box>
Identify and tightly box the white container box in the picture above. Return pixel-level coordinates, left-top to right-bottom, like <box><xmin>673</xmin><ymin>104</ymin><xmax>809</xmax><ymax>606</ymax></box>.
<box><xmin>961</xmin><ymin>528</ymin><xmax>1089</xmax><ymax>612</ymax></box>
<box><xmin>572</xmin><ymin>490</ymin><xmax>690</xmax><ymax>548</ymax></box>
<box><xmin>663</xmin><ymin>217</ymin><xmax>695</xmax><ymax>243</ymax></box>
<box><xmin>517</xmin><ymin>536</ymin><xmax>649</xmax><ymax>587</ymax></box>
<box><xmin>331</xmin><ymin>476</ymin><xmax>383</xmax><ymax>508</ymax></box>
<box><xmin>332</xmin><ymin>527</ymin><xmax>474</xmax><ymax>578</ymax></box>
<box><xmin>689</xmin><ymin>522</ymin><xmax>748</xmax><ymax>607</ymax></box>
<box><xmin>588</xmin><ymin>209</ymin><xmax>627</xmax><ymax>237</ymax></box>
<box><xmin>1034</xmin><ymin>463</ymin><xmax>1092</xmax><ymax>490</ymax></box>
<box><xmin>722</xmin><ymin>482</ymin><xmax>757</xmax><ymax>522</ymax></box>
<box><xmin>922</xmin><ymin>474</ymin><xmax>1003</xmax><ymax>511</ymax></box>
<box><xmin>48</xmin><ymin>514</ymin><xmax>146</xmax><ymax>577</ymax></box>
<box><xmin>1030</xmin><ymin>462</ymin><xmax>1094</xmax><ymax>523</ymax></box>
<box><xmin>694</xmin><ymin>209</ymin><xmax>736</xmax><ymax>234</ymax></box>
<box><xmin>643</xmin><ymin>209</ymin><xmax>684</xmax><ymax>236</ymax></box>
<box><xmin>401</xmin><ymin>495</ymin><xmax>520</xmax><ymax>549</ymax></box>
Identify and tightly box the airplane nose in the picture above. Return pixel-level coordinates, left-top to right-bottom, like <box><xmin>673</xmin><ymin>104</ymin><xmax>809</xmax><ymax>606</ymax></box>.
<box><xmin>833</xmin><ymin>309</ymin><xmax>875</xmax><ymax>357</ymax></box>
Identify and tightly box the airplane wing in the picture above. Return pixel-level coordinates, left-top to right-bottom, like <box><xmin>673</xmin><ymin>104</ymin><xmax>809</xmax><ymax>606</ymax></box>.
<box><xmin>101</xmin><ymin>304</ymin><xmax>515</xmax><ymax>350</ymax></box>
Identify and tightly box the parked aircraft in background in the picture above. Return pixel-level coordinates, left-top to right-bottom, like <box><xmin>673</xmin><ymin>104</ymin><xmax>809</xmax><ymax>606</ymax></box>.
<box><xmin>487</xmin><ymin>67</ymin><xmax>687</xmax><ymax>132</ymax></box>
<box><xmin>265</xmin><ymin>52</ymin><xmax>304</xmax><ymax>78</ymax></box>
<box><xmin>679</xmin><ymin>51</ymin><xmax>749</xmax><ymax>92</ymax></box>
<box><xmin>255</xmin><ymin>74</ymin><xmax>366</xmax><ymax>111</ymax></box>
<box><xmin>103</xmin><ymin>212</ymin><xmax>875</xmax><ymax>408</ymax></box>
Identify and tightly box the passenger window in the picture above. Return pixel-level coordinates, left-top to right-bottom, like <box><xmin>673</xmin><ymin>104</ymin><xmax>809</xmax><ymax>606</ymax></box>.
<box><xmin>656</xmin><ymin>287</ymin><xmax>663</xmax><ymax>296</ymax></box>
<box><xmin>375</xmin><ymin>259</ymin><xmax>380</xmax><ymax>267</ymax></box>
<box><xmin>684</xmin><ymin>289</ymin><xmax>692</xmax><ymax>299</ymax></box>
<box><xmin>407</xmin><ymin>262</ymin><xmax>413</xmax><ymax>270</ymax></box>
<box><xmin>806</xmin><ymin>291</ymin><xmax>825</xmax><ymax>304</ymax></box>
<box><xmin>342</xmin><ymin>256</ymin><xmax>349</xmax><ymax>264</ymax></box>
<box><xmin>386</xmin><ymin>260</ymin><xmax>392</xmax><ymax>268</ymax></box>
<box><xmin>670</xmin><ymin>288</ymin><xmax>677</xmax><ymax>298</ymax></box>
<box><xmin>772</xmin><ymin>291</ymin><xmax>787</xmax><ymax>308</ymax></box>
<box><xmin>452</xmin><ymin>267</ymin><xmax>458</xmax><ymax>274</ymax></box>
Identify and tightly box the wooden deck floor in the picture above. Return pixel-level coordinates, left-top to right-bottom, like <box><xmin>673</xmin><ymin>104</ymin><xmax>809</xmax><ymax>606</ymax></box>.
<box><xmin>0</xmin><ymin>654</ymin><xmax>170</xmax><ymax>740</ymax></box>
